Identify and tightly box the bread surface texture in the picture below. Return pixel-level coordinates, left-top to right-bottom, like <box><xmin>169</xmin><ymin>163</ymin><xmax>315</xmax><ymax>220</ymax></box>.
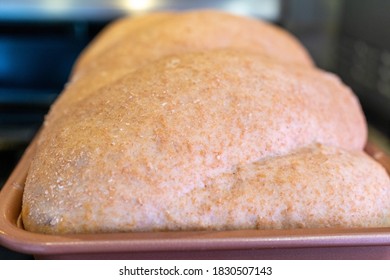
<box><xmin>73</xmin><ymin>9</ymin><xmax>313</xmax><ymax>75</ymax></box>
<box><xmin>21</xmin><ymin>10</ymin><xmax>390</xmax><ymax>234</ymax></box>
<box><xmin>23</xmin><ymin>142</ymin><xmax>390</xmax><ymax>234</ymax></box>
<box><xmin>47</xmin><ymin>10</ymin><xmax>313</xmax><ymax>123</ymax></box>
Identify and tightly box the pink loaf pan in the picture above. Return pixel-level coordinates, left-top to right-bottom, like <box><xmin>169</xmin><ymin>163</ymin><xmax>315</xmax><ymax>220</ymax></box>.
<box><xmin>1</xmin><ymin>137</ymin><xmax>390</xmax><ymax>260</ymax></box>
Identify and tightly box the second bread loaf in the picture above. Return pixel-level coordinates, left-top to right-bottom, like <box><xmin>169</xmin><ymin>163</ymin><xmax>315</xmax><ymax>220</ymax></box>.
<box><xmin>47</xmin><ymin>10</ymin><xmax>314</xmax><ymax>124</ymax></box>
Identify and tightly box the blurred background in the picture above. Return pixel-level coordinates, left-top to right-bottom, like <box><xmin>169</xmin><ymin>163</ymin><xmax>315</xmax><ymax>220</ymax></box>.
<box><xmin>1</xmin><ymin>0</ymin><xmax>389</xmax><ymax>259</ymax></box>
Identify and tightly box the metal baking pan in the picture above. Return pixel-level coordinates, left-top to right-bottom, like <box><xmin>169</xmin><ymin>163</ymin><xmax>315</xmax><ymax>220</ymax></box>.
<box><xmin>1</xmin><ymin>137</ymin><xmax>390</xmax><ymax>260</ymax></box>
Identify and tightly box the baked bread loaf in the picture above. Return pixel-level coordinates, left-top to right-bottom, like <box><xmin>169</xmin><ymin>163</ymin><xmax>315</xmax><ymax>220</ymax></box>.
<box><xmin>22</xmin><ymin>11</ymin><xmax>390</xmax><ymax>234</ymax></box>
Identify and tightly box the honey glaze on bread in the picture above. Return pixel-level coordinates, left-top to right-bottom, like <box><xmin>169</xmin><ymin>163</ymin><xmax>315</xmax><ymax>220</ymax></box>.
<box><xmin>21</xmin><ymin>11</ymin><xmax>390</xmax><ymax>234</ymax></box>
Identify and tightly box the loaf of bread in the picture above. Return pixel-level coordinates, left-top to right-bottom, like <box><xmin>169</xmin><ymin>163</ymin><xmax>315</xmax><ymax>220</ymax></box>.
<box><xmin>73</xmin><ymin>10</ymin><xmax>313</xmax><ymax>75</ymax></box>
<box><xmin>47</xmin><ymin>10</ymin><xmax>313</xmax><ymax>124</ymax></box>
<box><xmin>22</xmin><ymin>10</ymin><xmax>390</xmax><ymax>234</ymax></box>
